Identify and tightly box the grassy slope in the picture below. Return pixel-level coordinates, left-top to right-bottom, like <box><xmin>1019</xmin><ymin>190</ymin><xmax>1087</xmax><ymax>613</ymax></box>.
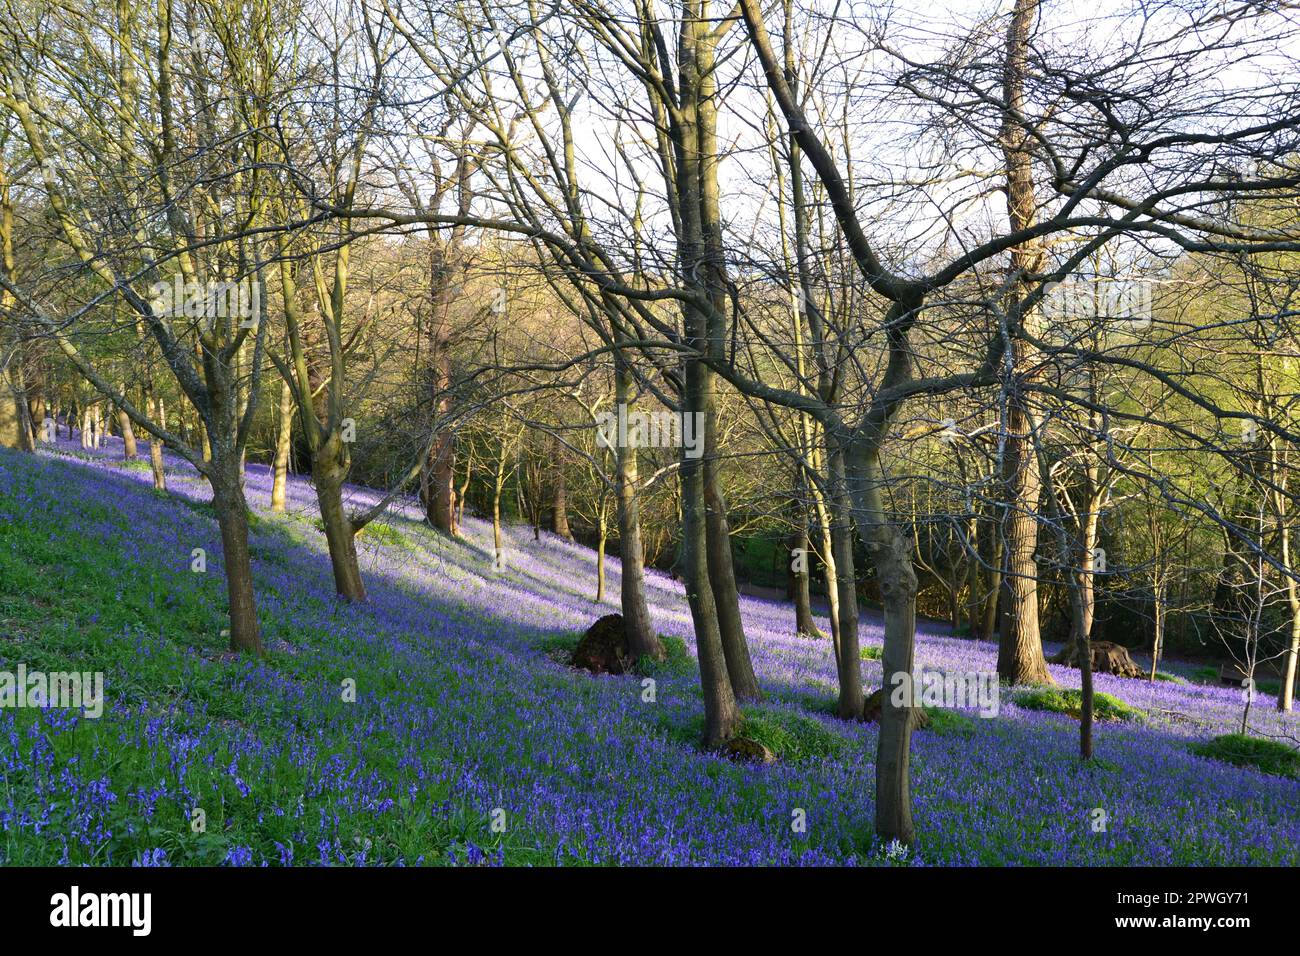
<box><xmin>2</xmin><ymin>445</ymin><xmax>1298</xmax><ymax>866</ymax></box>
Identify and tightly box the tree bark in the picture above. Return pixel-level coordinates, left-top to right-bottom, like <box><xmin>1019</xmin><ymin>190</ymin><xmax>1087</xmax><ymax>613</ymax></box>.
<box><xmin>705</xmin><ymin>457</ymin><xmax>761</xmax><ymax>699</ymax></box>
<box><xmin>552</xmin><ymin>441</ymin><xmax>573</xmax><ymax>539</ymax></box>
<box><xmin>210</xmin><ymin>456</ymin><xmax>264</xmax><ymax>656</ymax></box>
<box><xmin>682</xmin><ymin>418</ymin><xmax>741</xmax><ymax>747</ymax></box>
<box><xmin>313</xmin><ymin>433</ymin><xmax>366</xmax><ymax>602</ymax></box>
<box><xmin>148</xmin><ymin>395</ymin><xmax>166</xmax><ymax>491</ymax></box>
<box><xmin>0</xmin><ymin>366</ymin><xmax>22</xmax><ymax>450</ymax></box>
<box><xmin>791</xmin><ymin>515</ymin><xmax>821</xmax><ymax>638</ymax></box>
<box><xmin>997</xmin><ymin>415</ymin><xmax>1055</xmax><ymax>685</ymax></box>
<box><xmin>1278</xmin><ymin>509</ymin><xmax>1299</xmax><ymax>711</ymax></box>
<box><xmin>826</xmin><ymin>440</ymin><xmax>863</xmax><ymax>718</ymax></box>
<box><xmin>117</xmin><ymin>384</ymin><xmax>137</xmax><ymax>459</ymax></box>
<box><xmin>615</xmin><ymin>359</ymin><xmax>664</xmax><ymax>661</ymax></box>
<box><xmin>844</xmin><ymin>438</ymin><xmax>917</xmax><ymax>844</ymax></box>
<box><xmin>996</xmin><ymin>0</ymin><xmax>1054</xmax><ymax>688</ymax></box>
<box><xmin>271</xmin><ymin>378</ymin><xmax>292</xmax><ymax>511</ymax></box>
<box><xmin>595</xmin><ymin>509</ymin><xmax>607</xmax><ymax>602</ymax></box>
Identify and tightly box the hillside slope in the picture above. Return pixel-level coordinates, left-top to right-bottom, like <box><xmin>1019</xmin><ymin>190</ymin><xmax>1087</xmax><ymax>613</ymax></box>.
<box><xmin>0</xmin><ymin>442</ymin><xmax>1296</xmax><ymax>865</ymax></box>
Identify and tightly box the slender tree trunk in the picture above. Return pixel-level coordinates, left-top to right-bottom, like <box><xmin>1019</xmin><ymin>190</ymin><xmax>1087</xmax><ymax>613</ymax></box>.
<box><xmin>615</xmin><ymin>361</ymin><xmax>663</xmax><ymax>660</ymax></box>
<box><xmin>117</xmin><ymin>385</ymin><xmax>137</xmax><ymax>459</ymax></box>
<box><xmin>676</xmin><ymin>5</ymin><xmax>744</xmax><ymax>741</ymax></box>
<box><xmin>210</xmin><ymin>455</ymin><xmax>263</xmax><ymax>656</ymax></box>
<box><xmin>552</xmin><ymin>444</ymin><xmax>573</xmax><ymax>540</ymax></box>
<box><xmin>313</xmin><ymin>434</ymin><xmax>366</xmax><ymax>602</ymax></box>
<box><xmin>791</xmin><ymin>516</ymin><xmax>821</xmax><ymax>638</ymax></box>
<box><xmin>997</xmin><ymin>399</ymin><xmax>1054</xmax><ymax>685</ymax></box>
<box><xmin>271</xmin><ymin>378</ymin><xmax>292</xmax><ymax>511</ymax></box>
<box><xmin>0</xmin><ymin>160</ymin><xmax>28</xmax><ymax>453</ymax></box>
<box><xmin>148</xmin><ymin>395</ymin><xmax>166</xmax><ymax>491</ymax></box>
<box><xmin>595</xmin><ymin>509</ymin><xmax>607</xmax><ymax>602</ymax></box>
<box><xmin>492</xmin><ymin>463</ymin><xmax>506</xmax><ymax>559</ymax></box>
<box><xmin>682</xmin><ymin>426</ymin><xmax>741</xmax><ymax>747</ymax></box>
<box><xmin>996</xmin><ymin>0</ymin><xmax>1053</xmax><ymax>688</ymax></box>
<box><xmin>1279</xmin><ymin>524</ymin><xmax>1299</xmax><ymax>711</ymax></box>
<box><xmin>1077</xmin><ymin>485</ymin><xmax>1101</xmax><ymax>757</ymax></box>
<box><xmin>705</xmin><ymin>457</ymin><xmax>760</xmax><ymax>699</ymax></box>
<box><xmin>828</xmin><ymin>442</ymin><xmax>863</xmax><ymax>719</ymax></box>
<box><xmin>812</xmin><ymin>487</ymin><xmax>842</xmax><ymax>653</ymax></box>
<box><xmin>1149</xmin><ymin>578</ymin><xmax>1165</xmax><ymax>682</ymax></box>
<box><xmin>697</xmin><ymin>12</ymin><xmax>759</xmax><ymax>702</ymax></box>
<box><xmin>844</xmin><ymin>438</ymin><xmax>917</xmax><ymax>843</ymax></box>
<box><xmin>0</xmin><ymin>366</ymin><xmax>22</xmax><ymax>450</ymax></box>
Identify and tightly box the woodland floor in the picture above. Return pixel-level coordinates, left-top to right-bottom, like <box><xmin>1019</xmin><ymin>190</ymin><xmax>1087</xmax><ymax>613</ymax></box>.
<box><xmin>0</xmin><ymin>440</ymin><xmax>1296</xmax><ymax>865</ymax></box>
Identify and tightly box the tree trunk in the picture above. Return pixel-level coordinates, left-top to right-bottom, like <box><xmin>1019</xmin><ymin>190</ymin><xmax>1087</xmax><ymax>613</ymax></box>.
<box><xmin>705</xmin><ymin>455</ymin><xmax>761</xmax><ymax>699</ymax></box>
<box><xmin>682</xmin><ymin>429</ymin><xmax>741</xmax><ymax>747</ymax></box>
<box><xmin>676</xmin><ymin>8</ymin><xmax>743</xmax><ymax>742</ymax></box>
<box><xmin>271</xmin><ymin>379</ymin><xmax>292</xmax><ymax>511</ymax></box>
<box><xmin>424</xmin><ymin>427</ymin><xmax>457</xmax><ymax>535</ymax></box>
<box><xmin>595</xmin><ymin>511</ymin><xmax>607</xmax><ymax>603</ymax></box>
<box><xmin>117</xmin><ymin>385</ymin><xmax>137</xmax><ymax>459</ymax></box>
<box><xmin>0</xmin><ymin>365</ymin><xmax>22</xmax><ymax>450</ymax></box>
<box><xmin>552</xmin><ymin>448</ymin><xmax>573</xmax><ymax>539</ymax></box>
<box><xmin>456</xmin><ymin>457</ymin><xmax>471</xmax><ymax>529</ymax></box>
<box><xmin>1149</xmin><ymin>579</ymin><xmax>1165</xmax><ymax>682</ymax></box>
<box><xmin>210</xmin><ymin>458</ymin><xmax>263</xmax><ymax>656</ymax></box>
<box><xmin>615</xmin><ymin>365</ymin><xmax>663</xmax><ymax>660</ymax></box>
<box><xmin>1279</xmin><ymin>524</ymin><xmax>1299</xmax><ymax>711</ymax></box>
<box><xmin>812</xmin><ymin>488</ymin><xmax>842</xmax><ymax>654</ymax></box>
<box><xmin>313</xmin><ymin>434</ymin><xmax>366</xmax><ymax>602</ymax></box>
<box><xmin>844</xmin><ymin>439</ymin><xmax>917</xmax><ymax>843</ymax></box>
<box><xmin>997</xmin><ymin>397</ymin><xmax>1054</xmax><ymax>685</ymax></box>
<box><xmin>996</xmin><ymin>0</ymin><xmax>1053</xmax><ymax>688</ymax></box>
<box><xmin>791</xmin><ymin>516</ymin><xmax>821</xmax><ymax>638</ymax></box>
<box><xmin>492</xmin><ymin>465</ymin><xmax>505</xmax><ymax>560</ymax></box>
<box><xmin>148</xmin><ymin>395</ymin><xmax>167</xmax><ymax>491</ymax></box>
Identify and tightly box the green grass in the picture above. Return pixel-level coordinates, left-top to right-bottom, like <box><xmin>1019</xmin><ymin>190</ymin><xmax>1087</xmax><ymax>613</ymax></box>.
<box><xmin>655</xmin><ymin>703</ymin><xmax>850</xmax><ymax>762</ymax></box>
<box><xmin>357</xmin><ymin>521</ymin><xmax>410</xmax><ymax>549</ymax></box>
<box><xmin>739</xmin><ymin>706</ymin><xmax>849</xmax><ymax>761</ymax></box>
<box><xmin>637</xmin><ymin>634</ymin><xmax>695</xmax><ymax>678</ymax></box>
<box><xmin>1153</xmin><ymin>671</ymin><xmax>1184</xmax><ymax>683</ymax></box>
<box><xmin>0</xmin><ymin>454</ymin><xmax>578</xmax><ymax>866</ymax></box>
<box><xmin>1190</xmin><ymin>734</ymin><xmax>1300</xmax><ymax>779</ymax></box>
<box><xmin>921</xmin><ymin>707</ymin><xmax>978</xmax><ymax>737</ymax></box>
<box><xmin>530</xmin><ymin>632</ymin><xmax>582</xmax><ymax>665</ymax></box>
<box><xmin>859</xmin><ymin>645</ymin><xmax>883</xmax><ymax>661</ymax></box>
<box><xmin>1013</xmin><ymin>687</ymin><xmax>1146</xmax><ymax>722</ymax></box>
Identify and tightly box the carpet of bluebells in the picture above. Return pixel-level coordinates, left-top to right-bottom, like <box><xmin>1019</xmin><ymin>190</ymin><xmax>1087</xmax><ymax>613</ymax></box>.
<box><xmin>0</xmin><ymin>437</ymin><xmax>1297</xmax><ymax>866</ymax></box>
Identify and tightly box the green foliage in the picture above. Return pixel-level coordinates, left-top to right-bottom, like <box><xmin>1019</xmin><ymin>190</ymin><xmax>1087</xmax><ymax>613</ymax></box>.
<box><xmin>738</xmin><ymin>706</ymin><xmax>849</xmax><ymax>762</ymax></box>
<box><xmin>532</xmin><ymin>632</ymin><xmax>581</xmax><ymax>665</ymax></box>
<box><xmin>637</xmin><ymin>634</ymin><xmax>694</xmax><ymax>678</ymax></box>
<box><xmin>1013</xmin><ymin>688</ymin><xmax>1146</xmax><ymax>722</ymax></box>
<box><xmin>1190</xmin><ymin>734</ymin><xmax>1300</xmax><ymax>779</ymax></box>
<box><xmin>920</xmin><ymin>707</ymin><xmax>977</xmax><ymax>737</ymax></box>
<box><xmin>859</xmin><ymin>645</ymin><xmax>883</xmax><ymax>661</ymax></box>
<box><xmin>653</xmin><ymin>703</ymin><xmax>849</xmax><ymax>762</ymax></box>
<box><xmin>357</xmin><ymin>522</ymin><xmax>409</xmax><ymax>549</ymax></box>
<box><xmin>1153</xmin><ymin>671</ymin><xmax>1185</xmax><ymax>683</ymax></box>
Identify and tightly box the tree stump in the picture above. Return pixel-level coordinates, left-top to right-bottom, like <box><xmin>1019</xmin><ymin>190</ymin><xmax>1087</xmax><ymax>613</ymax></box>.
<box><xmin>569</xmin><ymin>614</ymin><xmax>632</xmax><ymax>675</ymax></box>
<box><xmin>1049</xmin><ymin>640</ymin><xmax>1142</xmax><ymax>679</ymax></box>
<box><xmin>862</xmin><ymin>689</ymin><xmax>931</xmax><ymax>729</ymax></box>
